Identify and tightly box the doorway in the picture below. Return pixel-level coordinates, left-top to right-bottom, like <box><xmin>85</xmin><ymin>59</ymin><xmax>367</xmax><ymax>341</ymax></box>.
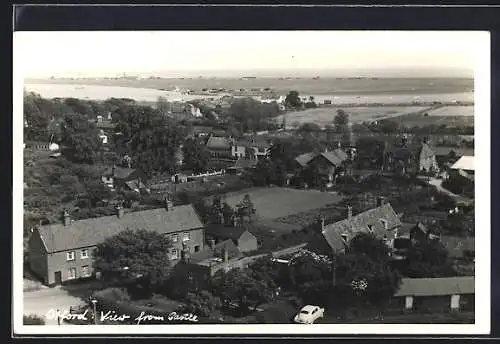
<box><xmin>54</xmin><ymin>271</ymin><xmax>62</xmax><ymax>285</ymax></box>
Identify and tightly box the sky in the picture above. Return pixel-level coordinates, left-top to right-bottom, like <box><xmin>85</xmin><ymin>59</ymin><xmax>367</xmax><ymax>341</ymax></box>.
<box><xmin>14</xmin><ymin>31</ymin><xmax>486</xmax><ymax>78</ymax></box>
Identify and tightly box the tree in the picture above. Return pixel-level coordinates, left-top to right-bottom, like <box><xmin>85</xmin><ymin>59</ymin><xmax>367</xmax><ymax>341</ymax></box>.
<box><xmin>334</xmin><ymin>110</ymin><xmax>349</xmax><ymax>132</ymax></box>
<box><xmin>23</xmin><ymin>314</ymin><xmax>45</xmax><ymax>325</ymax></box>
<box><xmin>235</xmin><ymin>194</ymin><xmax>256</xmax><ymax>224</ymax></box>
<box><xmin>208</xmin><ymin>196</ymin><xmax>224</xmax><ymax>224</ymax></box>
<box><xmin>156</xmin><ymin>96</ymin><xmax>171</xmax><ymax>117</ymax></box>
<box><xmin>210</xmin><ymin>268</ymin><xmax>276</xmax><ymax>315</ymax></box>
<box><xmin>93</xmin><ymin>229</ymin><xmax>173</xmax><ymax>294</ymax></box>
<box><xmin>227</xmin><ymin>97</ymin><xmax>273</xmax><ymax>133</ymax></box>
<box><xmin>60</xmin><ymin>112</ymin><xmax>102</xmax><ymax>163</ymax></box>
<box><xmin>179</xmin><ymin>291</ymin><xmax>222</xmax><ymax>317</ymax></box>
<box><xmin>348</xmin><ymin>233</ymin><xmax>391</xmax><ymax>262</ymax></box>
<box><xmin>182</xmin><ymin>138</ymin><xmax>210</xmax><ymax>173</ymax></box>
<box><xmin>403</xmin><ymin>239</ymin><xmax>456</xmax><ymax>278</ymax></box>
<box><xmin>83</xmin><ymin>179</ymin><xmax>114</xmax><ymax>206</ymax></box>
<box><xmin>285</xmin><ymin>91</ymin><xmax>302</xmax><ymax>109</ymax></box>
<box><xmin>298</xmin><ymin>122</ymin><xmax>322</xmax><ymax>134</ymax></box>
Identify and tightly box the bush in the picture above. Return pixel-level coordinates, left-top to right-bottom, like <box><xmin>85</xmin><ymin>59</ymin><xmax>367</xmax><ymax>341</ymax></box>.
<box><xmin>23</xmin><ymin>314</ymin><xmax>45</xmax><ymax>325</ymax></box>
<box><xmin>93</xmin><ymin>287</ymin><xmax>130</xmax><ymax>303</ymax></box>
<box><xmin>255</xmin><ymin>302</ymin><xmax>297</xmax><ymax>324</ymax></box>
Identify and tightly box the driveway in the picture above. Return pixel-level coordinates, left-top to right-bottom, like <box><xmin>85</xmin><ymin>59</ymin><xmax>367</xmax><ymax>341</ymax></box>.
<box><xmin>24</xmin><ymin>287</ymin><xmax>87</xmax><ymax>325</ymax></box>
<box><xmin>424</xmin><ymin>177</ymin><xmax>473</xmax><ymax>205</ymax></box>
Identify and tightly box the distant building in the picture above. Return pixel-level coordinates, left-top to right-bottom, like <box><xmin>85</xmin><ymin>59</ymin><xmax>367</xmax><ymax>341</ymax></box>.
<box><xmin>294</xmin><ymin>148</ymin><xmax>349</xmax><ymax>183</ymax></box>
<box><xmin>231</xmin><ymin>136</ymin><xmax>272</xmax><ymax>161</ymax></box>
<box><xmin>383</xmin><ymin>139</ymin><xmax>439</xmax><ymax>175</ymax></box>
<box><xmin>206</xmin><ymin>136</ymin><xmax>233</xmax><ymax>158</ymax></box>
<box><xmin>101</xmin><ymin>165</ymin><xmax>144</xmax><ymax>192</ymax></box>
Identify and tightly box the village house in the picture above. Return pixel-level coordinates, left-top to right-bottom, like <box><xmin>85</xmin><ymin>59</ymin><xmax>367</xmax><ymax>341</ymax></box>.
<box><xmin>101</xmin><ymin>165</ymin><xmax>145</xmax><ymax>192</ymax></box>
<box><xmin>205</xmin><ymin>226</ymin><xmax>259</xmax><ymax>253</ymax></box>
<box><xmin>392</xmin><ymin>277</ymin><xmax>474</xmax><ymax>312</ymax></box>
<box><xmin>382</xmin><ymin>137</ymin><xmax>439</xmax><ymax>175</ymax></box>
<box><xmin>295</xmin><ymin>148</ymin><xmax>349</xmax><ymax>184</ymax></box>
<box><xmin>306</xmin><ymin>198</ymin><xmax>403</xmax><ymax>256</ymax></box>
<box><xmin>449</xmin><ymin>155</ymin><xmax>474</xmax><ymax>180</ymax></box>
<box><xmin>27</xmin><ymin>201</ymin><xmax>206</xmax><ymax>286</ymax></box>
<box><xmin>206</xmin><ymin>136</ymin><xmax>234</xmax><ymax>159</ymax></box>
<box><xmin>231</xmin><ymin>137</ymin><xmax>273</xmax><ymax>161</ymax></box>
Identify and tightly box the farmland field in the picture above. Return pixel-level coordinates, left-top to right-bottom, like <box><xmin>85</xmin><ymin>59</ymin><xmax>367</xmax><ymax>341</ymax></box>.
<box><xmin>425</xmin><ymin>105</ymin><xmax>474</xmax><ymax>117</ymax></box>
<box><xmin>386</xmin><ymin>112</ymin><xmax>474</xmax><ymax>127</ymax></box>
<box><xmin>215</xmin><ymin>187</ymin><xmax>344</xmax><ymax>221</ymax></box>
<box><xmin>276</xmin><ymin>106</ymin><xmax>431</xmax><ymax>128</ymax></box>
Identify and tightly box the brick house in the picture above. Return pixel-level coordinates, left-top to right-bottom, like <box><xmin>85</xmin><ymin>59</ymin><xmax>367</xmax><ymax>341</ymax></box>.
<box><xmin>306</xmin><ymin>199</ymin><xmax>403</xmax><ymax>256</ymax></box>
<box><xmin>392</xmin><ymin>277</ymin><xmax>475</xmax><ymax>312</ymax></box>
<box><xmin>206</xmin><ymin>225</ymin><xmax>259</xmax><ymax>253</ymax></box>
<box><xmin>28</xmin><ymin>202</ymin><xmax>205</xmax><ymax>286</ymax></box>
<box><xmin>383</xmin><ymin>140</ymin><xmax>439</xmax><ymax>175</ymax></box>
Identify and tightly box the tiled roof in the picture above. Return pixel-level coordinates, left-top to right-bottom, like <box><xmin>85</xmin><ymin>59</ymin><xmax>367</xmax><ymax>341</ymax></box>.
<box><xmin>124</xmin><ymin>180</ymin><xmax>146</xmax><ymax>190</ymax></box>
<box><xmin>190</xmin><ymin>239</ymin><xmax>242</xmax><ymax>263</ymax></box>
<box><xmin>394</xmin><ymin>277</ymin><xmax>475</xmax><ymax>297</ymax></box>
<box><xmin>103</xmin><ymin>166</ymin><xmax>137</xmax><ymax>180</ymax></box>
<box><xmin>451</xmin><ymin>156</ymin><xmax>474</xmax><ymax>171</ymax></box>
<box><xmin>235</xmin><ymin>137</ymin><xmax>272</xmax><ymax>150</ymax></box>
<box><xmin>432</xmin><ymin>146</ymin><xmax>474</xmax><ymax>157</ymax></box>
<box><xmin>295</xmin><ymin>149</ymin><xmax>347</xmax><ymax>168</ymax></box>
<box><xmin>37</xmin><ymin>205</ymin><xmax>204</xmax><ymax>253</ymax></box>
<box><xmin>206</xmin><ymin>136</ymin><xmax>232</xmax><ymax>150</ymax></box>
<box><xmin>206</xmin><ymin>225</ymin><xmax>248</xmax><ymax>240</ymax></box>
<box><xmin>321</xmin><ymin>203</ymin><xmax>402</xmax><ymax>252</ymax></box>
<box><xmin>295</xmin><ymin>152</ymin><xmax>316</xmax><ymax>167</ymax></box>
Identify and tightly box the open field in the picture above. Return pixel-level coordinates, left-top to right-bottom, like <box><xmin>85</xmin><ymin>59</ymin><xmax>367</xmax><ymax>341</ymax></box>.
<box><xmin>277</xmin><ymin>106</ymin><xmax>431</xmax><ymax>128</ymax></box>
<box><xmin>26</xmin><ymin>77</ymin><xmax>474</xmax><ymax>96</ymax></box>
<box><xmin>385</xmin><ymin>112</ymin><xmax>474</xmax><ymax>127</ymax></box>
<box><xmin>426</xmin><ymin>105</ymin><xmax>474</xmax><ymax>117</ymax></box>
<box><xmin>217</xmin><ymin>187</ymin><xmax>344</xmax><ymax>221</ymax></box>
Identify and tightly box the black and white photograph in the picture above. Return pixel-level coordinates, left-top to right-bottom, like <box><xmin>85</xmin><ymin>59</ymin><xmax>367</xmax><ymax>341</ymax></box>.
<box><xmin>13</xmin><ymin>29</ymin><xmax>490</xmax><ymax>335</ymax></box>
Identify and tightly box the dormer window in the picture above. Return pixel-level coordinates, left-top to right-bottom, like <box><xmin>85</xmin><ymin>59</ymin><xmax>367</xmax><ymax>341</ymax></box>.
<box><xmin>367</xmin><ymin>225</ymin><xmax>374</xmax><ymax>233</ymax></box>
<box><xmin>379</xmin><ymin>219</ymin><xmax>388</xmax><ymax>230</ymax></box>
<box><xmin>341</xmin><ymin>234</ymin><xmax>348</xmax><ymax>242</ymax></box>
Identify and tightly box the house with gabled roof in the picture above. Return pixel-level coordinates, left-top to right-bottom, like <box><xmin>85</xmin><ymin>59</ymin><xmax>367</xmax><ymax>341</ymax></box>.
<box><xmin>28</xmin><ymin>202</ymin><xmax>205</xmax><ymax>286</ymax></box>
<box><xmin>231</xmin><ymin>136</ymin><xmax>273</xmax><ymax>161</ymax></box>
<box><xmin>206</xmin><ymin>225</ymin><xmax>259</xmax><ymax>253</ymax></box>
<box><xmin>383</xmin><ymin>139</ymin><xmax>439</xmax><ymax>175</ymax></box>
<box><xmin>294</xmin><ymin>148</ymin><xmax>349</xmax><ymax>183</ymax></box>
<box><xmin>101</xmin><ymin>165</ymin><xmax>144</xmax><ymax>192</ymax></box>
<box><xmin>306</xmin><ymin>198</ymin><xmax>403</xmax><ymax>255</ymax></box>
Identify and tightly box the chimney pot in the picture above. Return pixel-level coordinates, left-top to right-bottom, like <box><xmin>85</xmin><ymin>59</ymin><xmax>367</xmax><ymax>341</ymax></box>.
<box><xmin>63</xmin><ymin>211</ymin><xmax>71</xmax><ymax>226</ymax></box>
<box><xmin>116</xmin><ymin>206</ymin><xmax>124</xmax><ymax>218</ymax></box>
<box><xmin>223</xmin><ymin>247</ymin><xmax>229</xmax><ymax>262</ymax></box>
<box><xmin>377</xmin><ymin>196</ymin><xmax>385</xmax><ymax>207</ymax></box>
<box><xmin>347</xmin><ymin>206</ymin><xmax>353</xmax><ymax>219</ymax></box>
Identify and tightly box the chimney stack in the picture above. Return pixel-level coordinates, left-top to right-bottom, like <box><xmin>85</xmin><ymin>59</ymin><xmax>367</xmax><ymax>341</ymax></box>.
<box><xmin>319</xmin><ymin>217</ymin><xmax>325</xmax><ymax>232</ymax></box>
<box><xmin>377</xmin><ymin>196</ymin><xmax>385</xmax><ymax>207</ymax></box>
<box><xmin>116</xmin><ymin>205</ymin><xmax>124</xmax><ymax>218</ymax></box>
<box><xmin>63</xmin><ymin>210</ymin><xmax>71</xmax><ymax>226</ymax></box>
<box><xmin>347</xmin><ymin>205</ymin><xmax>353</xmax><ymax>219</ymax></box>
<box><xmin>208</xmin><ymin>239</ymin><xmax>216</xmax><ymax>250</ymax></box>
<box><xmin>165</xmin><ymin>196</ymin><xmax>174</xmax><ymax>211</ymax></box>
<box><xmin>112</xmin><ymin>164</ymin><xmax>116</xmax><ymax>177</ymax></box>
<box><xmin>223</xmin><ymin>247</ymin><xmax>228</xmax><ymax>263</ymax></box>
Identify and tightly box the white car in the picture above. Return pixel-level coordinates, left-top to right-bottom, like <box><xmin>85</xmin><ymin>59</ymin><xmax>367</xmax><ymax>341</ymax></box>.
<box><xmin>293</xmin><ymin>305</ymin><xmax>325</xmax><ymax>324</ymax></box>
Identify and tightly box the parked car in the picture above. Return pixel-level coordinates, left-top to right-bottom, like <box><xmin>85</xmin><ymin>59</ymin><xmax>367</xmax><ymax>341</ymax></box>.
<box><xmin>293</xmin><ymin>305</ymin><xmax>325</xmax><ymax>324</ymax></box>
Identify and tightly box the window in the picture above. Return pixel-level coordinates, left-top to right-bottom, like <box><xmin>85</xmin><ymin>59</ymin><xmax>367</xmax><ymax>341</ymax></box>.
<box><xmin>171</xmin><ymin>249</ymin><xmax>179</xmax><ymax>260</ymax></box>
<box><xmin>81</xmin><ymin>265</ymin><xmax>90</xmax><ymax>277</ymax></box>
<box><xmin>367</xmin><ymin>225</ymin><xmax>374</xmax><ymax>233</ymax></box>
<box><xmin>194</xmin><ymin>245</ymin><xmax>200</xmax><ymax>253</ymax></box>
<box><xmin>66</xmin><ymin>251</ymin><xmax>75</xmax><ymax>261</ymax></box>
<box><xmin>183</xmin><ymin>232</ymin><xmax>190</xmax><ymax>241</ymax></box>
<box><xmin>171</xmin><ymin>234</ymin><xmax>178</xmax><ymax>243</ymax></box>
<box><xmin>379</xmin><ymin>219</ymin><xmax>388</xmax><ymax>230</ymax></box>
<box><xmin>341</xmin><ymin>234</ymin><xmax>348</xmax><ymax>242</ymax></box>
<box><xmin>81</xmin><ymin>249</ymin><xmax>89</xmax><ymax>259</ymax></box>
<box><xmin>68</xmin><ymin>268</ymin><xmax>77</xmax><ymax>280</ymax></box>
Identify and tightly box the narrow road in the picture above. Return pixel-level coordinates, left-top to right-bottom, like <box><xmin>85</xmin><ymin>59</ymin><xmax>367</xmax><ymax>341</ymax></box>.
<box><xmin>24</xmin><ymin>287</ymin><xmax>87</xmax><ymax>325</ymax></box>
<box><xmin>424</xmin><ymin>177</ymin><xmax>473</xmax><ymax>205</ymax></box>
